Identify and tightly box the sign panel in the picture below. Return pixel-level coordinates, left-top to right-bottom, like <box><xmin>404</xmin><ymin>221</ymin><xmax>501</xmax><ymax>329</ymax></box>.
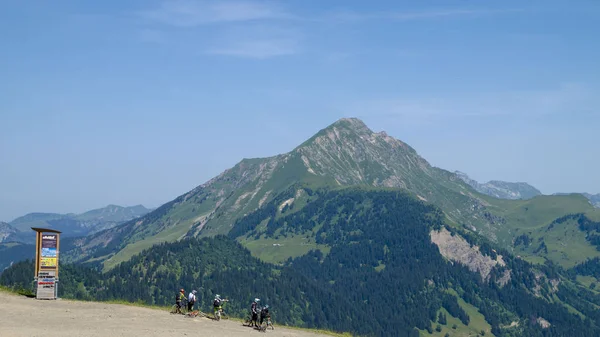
<box><xmin>41</xmin><ymin>257</ymin><xmax>57</xmax><ymax>267</ymax></box>
<box><xmin>36</xmin><ymin>278</ymin><xmax>56</xmax><ymax>299</ymax></box>
<box><xmin>40</xmin><ymin>234</ymin><xmax>58</xmax><ymax>269</ymax></box>
<box><xmin>41</xmin><ymin>235</ymin><xmax>57</xmax><ymax>254</ymax></box>
<box><xmin>38</xmin><ymin>271</ymin><xmax>56</xmax><ymax>277</ymax></box>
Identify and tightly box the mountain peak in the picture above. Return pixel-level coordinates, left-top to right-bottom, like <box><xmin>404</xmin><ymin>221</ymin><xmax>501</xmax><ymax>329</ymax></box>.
<box><xmin>325</xmin><ymin>117</ymin><xmax>374</xmax><ymax>136</ymax></box>
<box><xmin>330</xmin><ymin>117</ymin><xmax>369</xmax><ymax>129</ymax></box>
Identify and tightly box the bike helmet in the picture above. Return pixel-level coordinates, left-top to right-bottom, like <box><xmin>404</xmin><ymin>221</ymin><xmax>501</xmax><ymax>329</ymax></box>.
<box><xmin>264</xmin><ymin>305</ymin><xmax>269</xmax><ymax>309</ymax></box>
<box><xmin>180</xmin><ymin>288</ymin><xmax>184</xmax><ymax>293</ymax></box>
<box><xmin>192</xmin><ymin>290</ymin><xmax>197</xmax><ymax>294</ymax></box>
<box><xmin>255</xmin><ymin>298</ymin><xmax>260</xmax><ymax>302</ymax></box>
<box><xmin>216</xmin><ymin>294</ymin><xmax>221</xmax><ymax>299</ymax></box>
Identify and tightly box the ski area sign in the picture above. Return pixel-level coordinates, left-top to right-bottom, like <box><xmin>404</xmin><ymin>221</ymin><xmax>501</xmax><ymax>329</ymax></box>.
<box><xmin>32</xmin><ymin>227</ymin><xmax>61</xmax><ymax>300</ymax></box>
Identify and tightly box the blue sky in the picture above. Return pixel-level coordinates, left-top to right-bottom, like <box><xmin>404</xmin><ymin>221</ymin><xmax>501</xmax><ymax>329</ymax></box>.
<box><xmin>1</xmin><ymin>0</ymin><xmax>599</xmax><ymax>221</ymax></box>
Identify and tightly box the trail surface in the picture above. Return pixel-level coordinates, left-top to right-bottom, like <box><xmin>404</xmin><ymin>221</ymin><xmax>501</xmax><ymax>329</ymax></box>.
<box><xmin>0</xmin><ymin>292</ymin><xmax>332</xmax><ymax>337</ymax></box>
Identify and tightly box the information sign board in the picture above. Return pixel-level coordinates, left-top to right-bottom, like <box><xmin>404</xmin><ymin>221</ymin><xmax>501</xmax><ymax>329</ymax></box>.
<box><xmin>32</xmin><ymin>228</ymin><xmax>61</xmax><ymax>300</ymax></box>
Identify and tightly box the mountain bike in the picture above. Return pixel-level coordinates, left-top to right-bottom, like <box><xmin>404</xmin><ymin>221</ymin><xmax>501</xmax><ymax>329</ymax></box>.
<box><xmin>243</xmin><ymin>313</ymin><xmax>254</xmax><ymax>326</ymax></box>
<box><xmin>259</xmin><ymin>316</ymin><xmax>274</xmax><ymax>332</ymax></box>
<box><xmin>170</xmin><ymin>300</ymin><xmax>188</xmax><ymax>315</ymax></box>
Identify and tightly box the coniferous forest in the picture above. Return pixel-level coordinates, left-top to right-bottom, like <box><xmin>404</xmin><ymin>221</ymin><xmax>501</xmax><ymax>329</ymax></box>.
<box><xmin>3</xmin><ymin>188</ymin><xmax>600</xmax><ymax>337</ymax></box>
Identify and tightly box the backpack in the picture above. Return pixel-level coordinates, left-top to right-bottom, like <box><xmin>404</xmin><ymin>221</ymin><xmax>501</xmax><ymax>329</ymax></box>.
<box><xmin>214</xmin><ymin>299</ymin><xmax>220</xmax><ymax>307</ymax></box>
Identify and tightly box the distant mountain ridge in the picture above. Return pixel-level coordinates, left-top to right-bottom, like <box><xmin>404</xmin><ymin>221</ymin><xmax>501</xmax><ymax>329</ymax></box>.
<box><xmin>456</xmin><ymin>171</ymin><xmax>599</xmax><ymax>209</ymax></box>
<box><xmin>455</xmin><ymin>171</ymin><xmax>542</xmax><ymax>200</ymax></box>
<box><xmin>2</xmin><ymin>205</ymin><xmax>151</xmax><ymax>244</ymax></box>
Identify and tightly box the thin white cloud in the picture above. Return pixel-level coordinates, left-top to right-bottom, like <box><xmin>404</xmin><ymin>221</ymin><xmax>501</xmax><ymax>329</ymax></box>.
<box><xmin>206</xmin><ymin>38</ymin><xmax>297</xmax><ymax>59</ymax></box>
<box><xmin>204</xmin><ymin>23</ymin><xmax>301</xmax><ymax>59</ymax></box>
<box><xmin>139</xmin><ymin>0</ymin><xmax>289</xmax><ymax>26</ymax></box>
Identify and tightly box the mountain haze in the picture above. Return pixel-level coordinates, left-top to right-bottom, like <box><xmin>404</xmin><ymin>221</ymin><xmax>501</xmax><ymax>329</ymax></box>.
<box><xmin>8</xmin><ymin>204</ymin><xmax>151</xmax><ymax>241</ymax></box>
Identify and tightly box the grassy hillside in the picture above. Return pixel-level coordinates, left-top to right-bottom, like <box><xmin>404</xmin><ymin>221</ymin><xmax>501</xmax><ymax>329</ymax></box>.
<box><xmin>482</xmin><ymin>194</ymin><xmax>597</xmax><ymax>245</ymax></box>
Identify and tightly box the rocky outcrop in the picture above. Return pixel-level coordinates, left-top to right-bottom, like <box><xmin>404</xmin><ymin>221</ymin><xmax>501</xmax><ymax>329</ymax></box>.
<box><xmin>537</xmin><ymin>317</ymin><xmax>551</xmax><ymax>329</ymax></box>
<box><xmin>430</xmin><ymin>228</ymin><xmax>510</xmax><ymax>282</ymax></box>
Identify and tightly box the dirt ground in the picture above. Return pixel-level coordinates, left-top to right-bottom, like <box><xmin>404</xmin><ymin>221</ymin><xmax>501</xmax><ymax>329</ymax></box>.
<box><xmin>0</xmin><ymin>292</ymin><xmax>331</xmax><ymax>337</ymax></box>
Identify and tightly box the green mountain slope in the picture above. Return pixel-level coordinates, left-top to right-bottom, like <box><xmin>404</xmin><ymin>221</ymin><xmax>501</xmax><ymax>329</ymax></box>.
<box><xmin>5</xmin><ymin>188</ymin><xmax>600</xmax><ymax>337</ymax></box>
<box><xmin>512</xmin><ymin>213</ymin><xmax>600</xmax><ymax>268</ymax></box>
<box><xmin>61</xmin><ymin>118</ymin><xmax>597</xmax><ymax>271</ymax></box>
<box><xmin>0</xmin><ymin>242</ymin><xmax>34</xmax><ymax>272</ymax></box>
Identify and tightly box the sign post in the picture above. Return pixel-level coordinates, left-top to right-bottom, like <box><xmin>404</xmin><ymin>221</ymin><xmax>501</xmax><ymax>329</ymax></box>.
<box><xmin>32</xmin><ymin>227</ymin><xmax>61</xmax><ymax>300</ymax></box>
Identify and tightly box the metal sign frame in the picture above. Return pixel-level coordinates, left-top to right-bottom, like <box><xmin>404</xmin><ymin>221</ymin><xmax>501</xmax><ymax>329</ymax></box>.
<box><xmin>32</xmin><ymin>227</ymin><xmax>61</xmax><ymax>300</ymax></box>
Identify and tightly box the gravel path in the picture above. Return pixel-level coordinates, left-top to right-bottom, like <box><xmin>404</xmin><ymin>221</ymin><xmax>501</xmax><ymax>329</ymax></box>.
<box><xmin>0</xmin><ymin>292</ymin><xmax>331</xmax><ymax>337</ymax></box>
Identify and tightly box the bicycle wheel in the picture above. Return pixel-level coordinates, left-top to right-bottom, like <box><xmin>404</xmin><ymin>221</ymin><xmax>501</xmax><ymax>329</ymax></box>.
<box><xmin>170</xmin><ymin>304</ymin><xmax>179</xmax><ymax>314</ymax></box>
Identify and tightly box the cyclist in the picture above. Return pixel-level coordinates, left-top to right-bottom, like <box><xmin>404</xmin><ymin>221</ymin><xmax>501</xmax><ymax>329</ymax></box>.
<box><xmin>260</xmin><ymin>304</ymin><xmax>270</xmax><ymax>326</ymax></box>
<box><xmin>250</xmin><ymin>298</ymin><xmax>260</xmax><ymax>327</ymax></box>
<box><xmin>187</xmin><ymin>290</ymin><xmax>197</xmax><ymax>311</ymax></box>
<box><xmin>175</xmin><ymin>288</ymin><xmax>186</xmax><ymax>314</ymax></box>
<box><xmin>213</xmin><ymin>294</ymin><xmax>228</xmax><ymax>318</ymax></box>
